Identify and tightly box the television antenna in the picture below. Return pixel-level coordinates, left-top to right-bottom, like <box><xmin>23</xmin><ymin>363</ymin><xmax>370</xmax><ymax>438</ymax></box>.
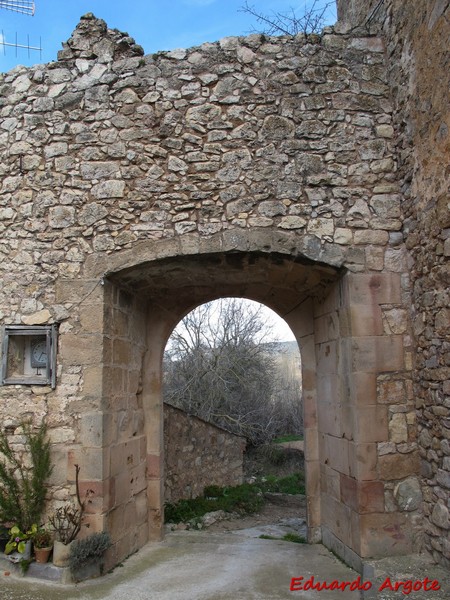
<box><xmin>0</xmin><ymin>1</ymin><xmax>42</xmax><ymax>59</ymax></box>
<box><xmin>0</xmin><ymin>1</ymin><xmax>35</xmax><ymax>16</ymax></box>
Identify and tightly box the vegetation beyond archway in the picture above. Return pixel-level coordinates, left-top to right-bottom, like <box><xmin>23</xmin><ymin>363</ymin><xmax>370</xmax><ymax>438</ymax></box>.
<box><xmin>163</xmin><ymin>298</ymin><xmax>303</xmax><ymax>446</ymax></box>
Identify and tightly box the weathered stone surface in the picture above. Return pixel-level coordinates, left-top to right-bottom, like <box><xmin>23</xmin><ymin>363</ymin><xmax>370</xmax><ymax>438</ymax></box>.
<box><xmin>164</xmin><ymin>404</ymin><xmax>245</xmax><ymax>503</ymax></box>
<box><xmin>79</xmin><ymin>203</ymin><xmax>108</xmax><ymax>226</ymax></box>
<box><xmin>431</xmin><ymin>500</ymin><xmax>449</xmax><ymax>529</ymax></box>
<box><xmin>338</xmin><ymin>0</ymin><xmax>449</xmax><ymax>568</ymax></box>
<box><xmin>91</xmin><ymin>180</ymin><xmax>125</xmax><ymax>199</ymax></box>
<box><xmin>48</xmin><ymin>206</ymin><xmax>76</xmax><ymax>228</ymax></box>
<box><xmin>378</xmin><ymin>452</ymin><xmax>420</xmax><ymax>481</ymax></box>
<box><xmin>389</xmin><ymin>412</ymin><xmax>408</xmax><ymax>443</ymax></box>
<box><xmin>21</xmin><ymin>310</ymin><xmax>52</xmax><ymax>325</ymax></box>
<box><xmin>394</xmin><ymin>477</ymin><xmax>423</xmax><ymax>511</ymax></box>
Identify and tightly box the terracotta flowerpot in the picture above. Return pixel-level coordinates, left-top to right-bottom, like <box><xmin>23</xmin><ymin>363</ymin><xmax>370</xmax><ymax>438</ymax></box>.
<box><xmin>34</xmin><ymin>546</ymin><xmax>52</xmax><ymax>563</ymax></box>
<box><xmin>52</xmin><ymin>540</ymin><xmax>73</xmax><ymax>567</ymax></box>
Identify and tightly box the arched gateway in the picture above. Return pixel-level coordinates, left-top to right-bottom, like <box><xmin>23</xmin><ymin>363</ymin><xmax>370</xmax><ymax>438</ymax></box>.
<box><xmin>0</xmin><ymin>12</ymin><xmax>425</xmax><ymax>573</ymax></box>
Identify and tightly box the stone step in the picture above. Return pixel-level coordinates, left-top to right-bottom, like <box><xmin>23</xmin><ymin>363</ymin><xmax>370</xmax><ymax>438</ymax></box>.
<box><xmin>0</xmin><ymin>553</ymin><xmax>72</xmax><ymax>583</ymax></box>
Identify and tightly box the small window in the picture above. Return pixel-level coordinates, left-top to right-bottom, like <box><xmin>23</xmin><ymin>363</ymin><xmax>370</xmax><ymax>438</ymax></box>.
<box><xmin>1</xmin><ymin>325</ymin><xmax>57</xmax><ymax>388</ymax></box>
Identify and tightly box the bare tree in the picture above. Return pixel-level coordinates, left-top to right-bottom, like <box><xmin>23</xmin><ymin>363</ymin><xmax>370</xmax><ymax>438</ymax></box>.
<box><xmin>163</xmin><ymin>299</ymin><xmax>303</xmax><ymax>445</ymax></box>
<box><xmin>240</xmin><ymin>0</ymin><xmax>336</xmax><ymax>36</ymax></box>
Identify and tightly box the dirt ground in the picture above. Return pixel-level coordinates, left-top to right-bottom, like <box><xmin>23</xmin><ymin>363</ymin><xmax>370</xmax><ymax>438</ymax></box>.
<box><xmin>205</xmin><ymin>495</ymin><xmax>306</xmax><ymax>533</ymax></box>
<box><xmin>205</xmin><ymin>443</ymin><xmax>307</xmax><ymax>533</ymax></box>
<box><xmin>166</xmin><ymin>444</ymin><xmax>307</xmax><ymax>536</ymax></box>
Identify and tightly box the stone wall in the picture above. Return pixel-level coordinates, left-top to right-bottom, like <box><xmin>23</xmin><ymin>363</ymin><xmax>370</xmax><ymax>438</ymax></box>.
<box><xmin>164</xmin><ymin>403</ymin><xmax>245</xmax><ymax>503</ymax></box>
<box><xmin>0</xmin><ymin>11</ymin><xmax>426</xmax><ymax>569</ymax></box>
<box><xmin>338</xmin><ymin>0</ymin><xmax>450</xmax><ymax>570</ymax></box>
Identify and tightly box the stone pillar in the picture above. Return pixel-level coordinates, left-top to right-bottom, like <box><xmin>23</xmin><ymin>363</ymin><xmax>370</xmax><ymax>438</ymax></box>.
<box><xmin>141</xmin><ymin>304</ymin><xmax>176</xmax><ymax>541</ymax></box>
<box><xmin>55</xmin><ymin>277</ymin><xmax>109</xmax><ymax>535</ymax></box>
<box><xmin>316</xmin><ymin>273</ymin><xmax>417</xmax><ymax>570</ymax></box>
<box><xmin>286</xmin><ymin>298</ymin><xmax>321</xmax><ymax>542</ymax></box>
<box><xmin>102</xmin><ymin>283</ymin><xmax>149</xmax><ymax>564</ymax></box>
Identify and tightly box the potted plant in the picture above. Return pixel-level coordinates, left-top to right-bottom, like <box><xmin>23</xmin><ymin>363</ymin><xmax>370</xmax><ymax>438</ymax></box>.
<box><xmin>49</xmin><ymin>503</ymin><xmax>82</xmax><ymax>567</ymax></box>
<box><xmin>33</xmin><ymin>528</ymin><xmax>53</xmax><ymax>563</ymax></box>
<box><xmin>49</xmin><ymin>464</ymin><xmax>92</xmax><ymax>567</ymax></box>
<box><xmin>69</xmin><ymin>531</ymin><xmax>111</xmax><ymax>582</ymax></box>
<box><xmin>4</xmin><ymin>523</ymin><xmax>37</xmax><ymax>563</ymax></box>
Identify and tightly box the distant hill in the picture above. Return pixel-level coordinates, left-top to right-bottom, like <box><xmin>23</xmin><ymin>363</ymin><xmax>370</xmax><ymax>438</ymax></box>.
<box><xmin>261</xmin><ymin>341</ymin><xmax>299</xmax><ymax>355</ymax></box>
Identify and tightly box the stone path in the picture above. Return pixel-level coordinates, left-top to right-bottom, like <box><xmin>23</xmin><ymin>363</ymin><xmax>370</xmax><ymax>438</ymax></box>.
<box><xmin>1</xmin><ymin>531</ymin><xmax>363</xmax><ymax>600</ymax></box>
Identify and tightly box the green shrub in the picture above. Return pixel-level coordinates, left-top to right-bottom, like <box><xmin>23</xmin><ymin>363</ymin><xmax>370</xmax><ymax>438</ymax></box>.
<box><xmin>69</xmin><ymin>531</ymin><xmax>111</xmax><ymax>573</ymax></box>
<box><xmin>0</xmin><ymin>421</ymin><xmax>53</xmax><ymax>531</ymax></box>
<box><xmin>165</xmin><ymin>482</ymin><xmax>264</xmax><ymax>523</ymax></box>
<box><xmin>259</xmin><ymin>473</ymin><xmax>305</xmax><ymax>495</ymax></box>
<box><xmin>165</xmin><ymin>473</ymin><xmax>305</xmax><ymax>524</ymax></box>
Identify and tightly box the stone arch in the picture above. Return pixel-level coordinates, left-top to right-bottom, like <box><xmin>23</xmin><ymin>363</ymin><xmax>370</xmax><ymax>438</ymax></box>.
<box><xmin>78</xmin><ymin>229</ymin><xmax>415</xmax><ymax>572</ymax></box>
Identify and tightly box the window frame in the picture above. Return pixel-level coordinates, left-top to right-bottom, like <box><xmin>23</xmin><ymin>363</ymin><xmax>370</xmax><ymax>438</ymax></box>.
<box><xmin>1</xmin><ymin>324</ymin><xmax>58</xmax><ymax>388</ymax></box>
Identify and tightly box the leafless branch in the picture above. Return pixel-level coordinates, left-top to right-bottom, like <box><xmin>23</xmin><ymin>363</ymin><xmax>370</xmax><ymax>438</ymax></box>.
<box><xmin>239</xmin><ymin>1</ymin><xmax>336</xmax><ymax>36</ymax></box>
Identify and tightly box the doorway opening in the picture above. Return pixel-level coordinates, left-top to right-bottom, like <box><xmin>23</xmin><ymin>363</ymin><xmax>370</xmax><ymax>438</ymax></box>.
<box><xmin>104</xmin><ymin>246</ymin><xmax>358</xmax><ymax>565</ymax></box>
<box><xmin>162</xmin><ymin>298</ymin><xmax>306</xmax><ymax>537</ymax></box>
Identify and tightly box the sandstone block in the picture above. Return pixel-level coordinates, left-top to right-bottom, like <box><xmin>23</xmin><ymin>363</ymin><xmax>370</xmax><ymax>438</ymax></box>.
<box><xmin>349</xmin><ymin>335</ymin><xmax>404</xmax><ymax>373</ymax></box>
<box><xmin>341</xmin><ymin>304</ymin><xmax>384</xmax><ymax>336</ymax></box>
<box><xmin>348</xmin><ymin>442</ymin><xmax>378</xmax><ymax>481</ymax></box>
<box><xmin>378</xmin><ymin>451</ymin><xmax>420</xmax><ymax>481</ymax></box>
<box><xmin>68</xmin><ymin>446</ymin><xmax>108</xmax><ymax>481</ymax></box>
<box><xmin>341</xmin><ymin>474</ymin><xmax>385</xmax><ymax>513</ymax></box>
<box><xmin>321</xmin><ymin>492</ymin><xmax>352</xmax><ymax>547</ymax></box>
<box><xmin>21</xmin><ymin>309</ymin><xmax>52</xmax><ymax>325</ymax></box>
<box><xmin>389</xmin><ymin>412</ymin><xmax>408</xmax><ymax>443</ymax></box>
<box><xmin>359</xmin><ymin>513</ymin><xmax>413</xmax><ymax>558</ymax></box>
<box><xmin>60</xmin><ymin>333</ymin><xmax>103</xmax><ymax>365</ymax></box>
<box><xmin>356</xmin><ymin>406</ymin><xmax>388</xmax><ymax>443</ymax></box>
<box><xmin>344</xmin><ymin>272</ymin><xmax>401</xmax><ymax>305</ymax></box>
<box><xmin>377</xmin><ymin>379</ymin><xmax>406</xmax><ymax>404</ymax></box>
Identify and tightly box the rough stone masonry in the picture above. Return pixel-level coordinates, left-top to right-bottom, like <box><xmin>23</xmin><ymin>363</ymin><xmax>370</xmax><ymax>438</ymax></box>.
<box><xmin>0</xmin><ymin>1</ymin><xmax>448</xmax><ymax>574</ymax></box>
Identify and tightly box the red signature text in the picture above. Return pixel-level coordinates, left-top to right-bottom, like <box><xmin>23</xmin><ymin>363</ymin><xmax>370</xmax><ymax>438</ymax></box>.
<box><xmin>290</xmin><ymin>575</ymin><xmax>441</xmax><ymax>595</ymax></box>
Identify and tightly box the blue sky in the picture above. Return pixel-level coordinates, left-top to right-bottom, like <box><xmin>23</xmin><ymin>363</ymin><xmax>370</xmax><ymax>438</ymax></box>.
<box><xmin>0</xmin><ymin>0</ymin><xmax>336</xmax><ymax>74</ymax></box>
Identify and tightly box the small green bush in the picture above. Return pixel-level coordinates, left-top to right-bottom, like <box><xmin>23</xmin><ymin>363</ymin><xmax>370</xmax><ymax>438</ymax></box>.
<box><xmin>259</xmin><ymin>472</ymin><xmax>305</xmax><ymax>495</ymax></box>
<box><xmin>165</xmin><ymin>473</ymin><xmax>305</xmax><ymax>524</ymax></box>
<box><xmin>165</xmin><ymin>482</ymin><xmax>264</xmax><ymax>523</ymax></box>
<box><xmin>69</xmin><ymin>531</ymin><xmax>111</xmax><ymax>573</ymax></box>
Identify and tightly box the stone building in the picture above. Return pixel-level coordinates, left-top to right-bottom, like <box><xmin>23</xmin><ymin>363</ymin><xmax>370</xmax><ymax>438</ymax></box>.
<box><xmin>0</xmin><ymin>0</ymin><xmax>448</xmax><ymax>573</ymax></box>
